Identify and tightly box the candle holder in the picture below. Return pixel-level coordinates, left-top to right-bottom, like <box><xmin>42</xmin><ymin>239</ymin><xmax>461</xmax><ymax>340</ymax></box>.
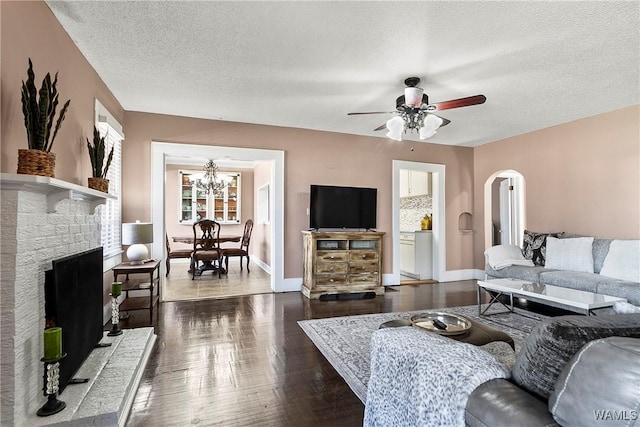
<box><xmin>37</xmin><ymin>354</ymin><xmax>67</xmax><ymax>417</ymax></box>
<box><xmin>107</xmin><ymin>292</ymin><xmax>123</xmax><ymax>336</ymax></box>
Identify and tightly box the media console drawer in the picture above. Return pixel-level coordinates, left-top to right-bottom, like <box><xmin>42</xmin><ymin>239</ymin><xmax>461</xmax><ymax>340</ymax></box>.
<box><xmin>302</xmin><ymin>230</ymin><xmax>385</xmax><ymax>299</ymax></box>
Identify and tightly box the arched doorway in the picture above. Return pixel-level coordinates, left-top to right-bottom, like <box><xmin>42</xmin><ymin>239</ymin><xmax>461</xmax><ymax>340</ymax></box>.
<box><xmin>483</xmin><ymin>170</ymin><xmax>526</xmax><ymax>250</ymax></box>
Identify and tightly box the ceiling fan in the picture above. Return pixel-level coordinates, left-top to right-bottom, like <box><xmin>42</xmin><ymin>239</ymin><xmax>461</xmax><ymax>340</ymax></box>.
<box><xmin>347</xmin><ymin>77</ymin><xmax>486</xmax><ymax>141</ymax></box>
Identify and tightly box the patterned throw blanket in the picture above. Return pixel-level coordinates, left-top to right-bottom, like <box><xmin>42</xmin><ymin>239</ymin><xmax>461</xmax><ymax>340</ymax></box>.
<box><xmin>364</xmin><ymin>327</ymin><xmax>511</xmax><ymax>427</ymax></box>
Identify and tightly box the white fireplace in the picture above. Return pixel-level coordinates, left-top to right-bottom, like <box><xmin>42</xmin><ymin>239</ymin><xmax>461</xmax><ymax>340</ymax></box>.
<box><xmin>0</xmin><ymin>174</ymin><xmax>109</xmax><ymax>425</ymax></box>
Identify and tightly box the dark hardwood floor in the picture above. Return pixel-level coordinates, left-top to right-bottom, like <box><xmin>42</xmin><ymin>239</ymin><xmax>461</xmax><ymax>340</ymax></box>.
<box><xmin>123</xmin><ymin>280</ymin><xmax>484</xmax><ymax>426</ymax></box>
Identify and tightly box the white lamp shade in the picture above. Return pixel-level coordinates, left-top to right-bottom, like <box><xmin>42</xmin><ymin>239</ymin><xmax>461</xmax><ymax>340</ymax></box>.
<box><xmin>122</xmin><ymin>222</ymin><xmax>153</xmax><ymax>245</ymax></box>
<box><xmin>404</xmin><ymin>87</ymin><xmax>424</xmax><ymax>107</ymax></box>
<box><xmin>385</xmin><ymin>116</ymin><xmax>404</xmax><ymax>141</ymax></box>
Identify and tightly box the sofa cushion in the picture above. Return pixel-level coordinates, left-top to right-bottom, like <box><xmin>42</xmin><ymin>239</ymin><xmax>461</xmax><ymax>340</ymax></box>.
<box><xmin>599</xmin><ymin>239</ymin><xmax>640</xmax><ymax>282</ymax></box>
<box><xmin>512</xmin><ymin>314</ymin><xmax>640</xmax><ymax>400</ymax></box>
<box><xmin>548</xmin><ymin>337</ymin><xmax>640</xmax><ymax>426</ymax></box>
<box><xmin>538</xmin><ymin>270</ymin><xmax>609</xmax><ymax>293</ymax></box>
<box><xmin>592</xmin><ymin>238</ymin><xmax>613</xmax><ymax>274</ymax></box>
<box><xmin>466</xmin><ymin>379</ymin><xmax>558</xmax><ymax>427</ymax></box>
<box><xmin>485</xmin><ymin>245</ymin><xmax>534</xmax><ymax>270</ymax></box>
<box><xmin>522</xmin><ymin>230</ymin><xmax>563</xmax><ymax>266</ymax></box>
<box><xmin>597</xmin><ymin>280</ymin><xmax>640</xmax><ymax>306</ymax></box>
<box><xmin>545</xmin><ymin>237</ymin><xmax>594</xmax><ymax>273</ymax></box>
<box><xmin>486</xmin><ymin>265</ymin><xmax>551</xmax><ymax>282</ymax></box>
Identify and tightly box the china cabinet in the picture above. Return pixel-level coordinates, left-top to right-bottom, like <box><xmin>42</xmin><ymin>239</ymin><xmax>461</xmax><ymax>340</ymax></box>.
<box><xmin>179</xmin><ymin>170</ymin><xmax>241</xmax><ymax>224</ymax></box>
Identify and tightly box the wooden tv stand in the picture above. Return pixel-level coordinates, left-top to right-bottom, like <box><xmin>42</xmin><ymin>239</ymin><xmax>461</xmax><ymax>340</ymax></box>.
<box><xmin>301</xmin><ymin>230</ymin><xmax>385</xmax><ymax>299</ymax></box>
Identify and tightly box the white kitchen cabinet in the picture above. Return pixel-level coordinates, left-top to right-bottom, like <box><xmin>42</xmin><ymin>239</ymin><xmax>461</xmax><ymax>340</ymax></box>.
<box><xmin>400</xmin><ymin>170</ymin><xmax>431</xmax><ymax>197</ymax></box>
<box><xmin>414</xmin><ymin>231</ymin><xmax>433</xmax><ymax>279</ymax></box>
<box><xmin>399</xmin><ymin>169</ymin><xmax>410</xmax><ymax>197</ymax></box>
<box><xmin>410</xmin><ymin>171</ymin><xmax>430</xmax><ymax>196</ymax></box>
<box><xmin>399</xmin><ymin>232</ymin><xmax>415</xmax><ymax>275</ymax></box>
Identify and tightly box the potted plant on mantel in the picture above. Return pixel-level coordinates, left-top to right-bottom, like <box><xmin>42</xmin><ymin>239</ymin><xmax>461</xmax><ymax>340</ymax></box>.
<box><xmin>18</xmin><ymin>58</ymin><xmax>71</xmax><ymax>177</ymax></box>
<box><xmin>86</xmin><ymin>126</ymin><xmax>114</xmax><ymax>193</ymax></box>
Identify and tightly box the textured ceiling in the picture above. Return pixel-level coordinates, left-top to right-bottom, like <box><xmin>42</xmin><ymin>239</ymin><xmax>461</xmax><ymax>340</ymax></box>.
<box><xmin>46</xmin><ymin>1</ymin><xmax>639</xmax><ymax>147</ymax></box>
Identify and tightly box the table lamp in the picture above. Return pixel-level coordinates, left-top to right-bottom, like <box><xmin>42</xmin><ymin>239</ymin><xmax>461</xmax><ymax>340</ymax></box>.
<box><xmin>122</xmin><ymin>221</ymin><xmax>153</xmax><ymax>265</ymax></box>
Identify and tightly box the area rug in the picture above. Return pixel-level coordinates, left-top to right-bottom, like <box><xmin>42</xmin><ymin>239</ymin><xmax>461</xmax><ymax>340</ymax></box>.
<box><xmin>298</xmin><ymin>305</ymin><xmax>548</xmax><ymax>403</ymax></box>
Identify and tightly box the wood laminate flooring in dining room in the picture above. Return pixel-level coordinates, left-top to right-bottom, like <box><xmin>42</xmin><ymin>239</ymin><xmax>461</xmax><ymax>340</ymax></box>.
<box><xmin>124</xmin><ymin>280</ymin><xmax>484</xmax><ymax>426</ymax></box>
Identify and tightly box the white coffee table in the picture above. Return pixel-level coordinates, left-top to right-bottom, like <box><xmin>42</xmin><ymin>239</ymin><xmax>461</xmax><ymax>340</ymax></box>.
<box><xmin>477</xmin><ymin>278</ymin><xmax>626</xmax><ymax>316</ymax></box>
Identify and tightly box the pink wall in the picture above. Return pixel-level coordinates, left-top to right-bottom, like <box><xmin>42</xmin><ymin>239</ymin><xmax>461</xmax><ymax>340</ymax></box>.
<box><xmin>122</xmin><ymin>111</ymin><xmax>476</xmax><ymax>278</ymax></box>
<box><xmin>0</xmin><ymin>1</ymin><xmax>124</xmax><ymax>183</ymax></box>
<box><xmin>473</xmin><ymin>105</ymin><xmax>640</xmax><ymax>269</ymax></box>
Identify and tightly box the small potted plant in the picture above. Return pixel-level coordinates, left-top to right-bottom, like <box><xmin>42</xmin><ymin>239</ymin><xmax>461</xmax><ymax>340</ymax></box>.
<box><xmin>18</xmin><ymin>58</ymin><xmax>71</xmax><ymax>177</ymax></box>
<box><xmin>86</xmin><ymin>126</ymin><xmax>114</xmax><ymax>193</ymax></box>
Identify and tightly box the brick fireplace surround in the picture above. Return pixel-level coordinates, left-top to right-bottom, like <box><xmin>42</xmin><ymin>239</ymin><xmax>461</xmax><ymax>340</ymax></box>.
<box><xmin>1</xmin><ymin>174</ymin><xmax>155</xmax><ymax>426</ymax></box>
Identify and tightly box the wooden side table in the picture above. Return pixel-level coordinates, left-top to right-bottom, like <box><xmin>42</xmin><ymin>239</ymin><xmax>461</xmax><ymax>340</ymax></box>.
<box><xmin>112</xmin><ymin>259</ymin><xmax>161</xmax><ymax>324</ymax></box>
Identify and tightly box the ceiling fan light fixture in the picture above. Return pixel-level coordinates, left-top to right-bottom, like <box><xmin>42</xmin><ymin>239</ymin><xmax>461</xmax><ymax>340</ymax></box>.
<box><xmin>404</xmin><ymin>87</ymin><xmax>424</xmax><ymax>107</ymax></box>
<box><xmin>418</xmin><ymin>114</ymin><xmax>444</xmax><ymax>140</ymax></box>
<box><xmin>385</xmin><ymin>116</ymin><xmax>404</xmax><ymax>141</ymax></box>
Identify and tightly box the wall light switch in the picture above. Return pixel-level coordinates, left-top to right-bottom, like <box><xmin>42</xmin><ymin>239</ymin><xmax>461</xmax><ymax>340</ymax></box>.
<box><xmin>306</xmin><ymin>208</ymin><xmax>309</xmax><ymax>216</ymax></box>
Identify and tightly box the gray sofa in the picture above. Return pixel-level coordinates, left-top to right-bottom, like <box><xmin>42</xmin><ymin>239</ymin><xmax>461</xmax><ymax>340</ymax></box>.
<box><xmin>465</xmin><ymin>313</ymin><xmax>640</xmax><ymax>426</ymax></box>
<box><xmin>485</xmin><ymin>238</ymin><xmax>640</xmax><ymax>306</ymax></box>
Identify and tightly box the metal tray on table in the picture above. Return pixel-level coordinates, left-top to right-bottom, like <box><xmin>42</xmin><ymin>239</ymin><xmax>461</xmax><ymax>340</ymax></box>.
<box><xmin>409</xmin><ymin>312</ymin><xmax>472</xmax><ymax>336</ymax></box>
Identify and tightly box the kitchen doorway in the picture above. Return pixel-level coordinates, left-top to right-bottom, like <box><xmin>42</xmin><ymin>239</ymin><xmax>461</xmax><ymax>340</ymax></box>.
<box><xmin>392</xmin><ymin>161</ymin><xmax>446</xmax><ymax>284</ymax></box>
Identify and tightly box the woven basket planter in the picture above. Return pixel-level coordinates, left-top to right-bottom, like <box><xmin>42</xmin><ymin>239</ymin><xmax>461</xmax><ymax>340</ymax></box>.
<box><xmin>17</xmin><ymin>149</ymin><xmax>56</xmax><ymax>177</ymax></box>
<box><xmin>88</xmin><ymin>177</ymin><xmax>110</xmax><ymax>193</ymax></box>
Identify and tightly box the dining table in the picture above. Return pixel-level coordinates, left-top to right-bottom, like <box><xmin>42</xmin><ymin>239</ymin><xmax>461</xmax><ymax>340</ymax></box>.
<box><xmin>172</xmin><ymin>235</ymin><xmax>241</xmax><ymax>245</ymax></box>
<box><xmin>171</xmin><ymin>235</ymin><xmax>241</xmax><ymax>275</ymax></box>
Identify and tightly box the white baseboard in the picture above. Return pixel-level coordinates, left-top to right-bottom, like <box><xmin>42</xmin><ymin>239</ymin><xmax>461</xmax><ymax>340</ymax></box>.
<box><xmin>278</xmin><ymin>277</ymin><xmax>302</xmax><ymax>293</ymax></box>
<box><xmin>439</xmin><ymin>269</ymin><xmax>484</xmax><ymax>282</ymax></box>
<box><xmin>250</xmin><ymin>256</ymin><xmax>271</xmax><ymax>274</ymax></box>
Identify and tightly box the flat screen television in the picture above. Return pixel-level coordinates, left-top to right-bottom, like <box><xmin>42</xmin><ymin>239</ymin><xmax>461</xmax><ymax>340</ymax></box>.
<box><xmin>310</xmin><ymin>185</ymin><xmax>377</xmax><ymax>230</ymax></box>
<box><xmin>45</xmin><ymin>247</ymin><xmax>104</xmax><ymax>394</ymax></box>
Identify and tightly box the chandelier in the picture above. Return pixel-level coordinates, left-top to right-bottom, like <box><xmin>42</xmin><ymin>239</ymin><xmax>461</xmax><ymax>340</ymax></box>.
<box><xmin>191</xmin><ymin>160</ymin><xmax>230</xmax><ymax>195</ymax></box>
<box><xmin>385</xmin><ymin>86</ymin><xmax>444</xmax><ymax>141</ymax></box>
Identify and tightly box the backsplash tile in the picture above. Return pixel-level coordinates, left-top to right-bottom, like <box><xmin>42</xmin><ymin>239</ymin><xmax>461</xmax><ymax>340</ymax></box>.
<box><xmin>400</xmin><ymin>195</ymin><xmax>432</xmax><ymax>231</ymax></box>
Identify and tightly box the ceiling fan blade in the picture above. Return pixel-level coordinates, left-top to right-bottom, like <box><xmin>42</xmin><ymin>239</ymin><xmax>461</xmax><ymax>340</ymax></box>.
<box><xmin>432</xmin><ymin>114</ymin><xmax>451</xmax><ymax>127</ymax></box>
<box><xmin>431</xmin><ymin>94</ymin><xmax>486</xmax><ymax>111</ymax></box>
<box><xmin>347</xmin><ymin>111</ymin><xmax>396</xmax><ymax>116</ymax></box>
<box><xmin>373</xmin><ymin>123</ymin><xmax>387</xmax><ymax>131</ymax></box>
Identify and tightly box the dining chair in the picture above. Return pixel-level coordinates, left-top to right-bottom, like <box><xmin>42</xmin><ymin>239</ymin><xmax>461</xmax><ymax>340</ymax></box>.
<box><xmin>223</xmin><ymin>219</ymin><xmax>254</xmax><ymax>273</ymax></box>
<box><xmin>165</xmin><ymin>234</ymin><xmax>193</xmax><ymax>277</ymax></box>
<box><xmin>191</xmin><ymin>219</ymin><xmax>224</xmax><ymax>279</ymax></box>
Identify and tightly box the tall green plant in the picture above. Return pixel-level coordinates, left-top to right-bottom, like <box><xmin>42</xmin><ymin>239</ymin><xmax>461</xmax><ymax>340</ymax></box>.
<box><xmin>87</xmin><ymin>126</ymin><xmax>114</xmax><ymax>178</ymax></box>
<box><xmin>20</xmin><ymin>58</ymin><xmax>71</xmax><ymax>152</ymax></box>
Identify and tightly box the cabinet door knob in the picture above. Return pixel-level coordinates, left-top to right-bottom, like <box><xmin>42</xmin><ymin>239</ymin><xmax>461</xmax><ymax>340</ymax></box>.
<box><xmin>361</xmin><ymin>266</ymin><xmax>366</xmax><ymax>270</ymax></box>
<box><xmin>362</xmin><ymin>255</ymin><xmax>366</xmax><ymax>259</ymax></box>
<box><xmin>330</xmin><ymin>255</ymin><xmax>335</xmax><ymax>259</ymax></box>
<box><xmin>329</xmin><ymin>279</ymin><xmax>334</xmax><ymax>283</ymax></box>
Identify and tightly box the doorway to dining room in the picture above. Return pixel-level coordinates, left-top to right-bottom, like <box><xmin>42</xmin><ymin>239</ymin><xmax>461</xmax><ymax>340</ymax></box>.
<box><xmin>151</xmin><ymin>142</ymin><xmax>285</xmax><ymax>302</ymax></box>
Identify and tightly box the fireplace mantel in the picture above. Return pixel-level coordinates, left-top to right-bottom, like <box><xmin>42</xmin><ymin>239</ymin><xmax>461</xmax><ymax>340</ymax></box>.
<box><xmin>0</xmin><ymin>173</ymin><xmax>115</xmax><ymax>213</ymax></box>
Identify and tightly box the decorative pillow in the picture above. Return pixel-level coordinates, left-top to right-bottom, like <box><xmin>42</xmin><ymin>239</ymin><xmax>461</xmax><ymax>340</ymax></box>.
<box><xmin>484</xmin><ymin>245</ymin><xmax>535</xmax><ymax>270</ymax></box>
<box><xmin>545</xmin><ymin>236</ymin><xmax>594</xmax><ymax>273</ymax></box>
<box><xmin>549</xmin><ymin>337</ymin><xmax>640</xmax><ymax>426</ymax></box>
<box><xmin>522</xmin><ymin>230</ymin><xmax>563</xmax><ymax>266</ymax></box>
<box><xmin>613</xmin><ymin>301</ymin><xmax>640</xmax><ymax>314</ymax></box>
<box><xmin>599</xmin><ymin>240</ymin><xmax>640</xmax><ymax>282</ymax></box>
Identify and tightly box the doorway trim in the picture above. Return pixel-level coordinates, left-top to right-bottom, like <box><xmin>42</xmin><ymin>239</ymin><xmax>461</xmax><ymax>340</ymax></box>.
<box><xmin>483</xmin><ymin>170</ymin><xmax>526</xmax><ymax>250</ymax></box>
<box><xmin>392</xmin><ymin>160</ymin><xmax>446</xmax><ymax>283</ymax></box>
<box><xmin>151</xmin><ymin>141</ymin><xmax>285</xmax><ymax>296</ymax></box>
